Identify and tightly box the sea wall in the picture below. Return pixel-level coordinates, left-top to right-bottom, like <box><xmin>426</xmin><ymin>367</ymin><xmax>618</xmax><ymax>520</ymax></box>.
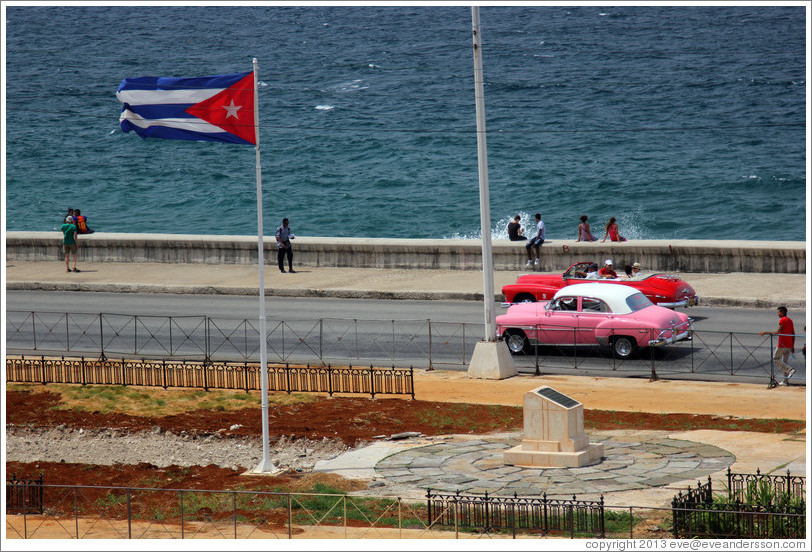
<box><xmin>5</xmin><ymin>231</ymin><xmax>806</xmax><ymax>274</ymax></box>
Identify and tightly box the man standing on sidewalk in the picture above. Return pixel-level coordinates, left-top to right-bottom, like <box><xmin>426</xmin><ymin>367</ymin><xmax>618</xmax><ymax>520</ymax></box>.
<box><xmin>61</xmin><ymin>216</ymin><xmax>79</xmax><ymax>273</ymax></box>
<box><xmin>275</xmin><ymin>217</ymin><xmax>296</xmax><ymax>273</ymax></box>
<box><xmin>760</xmin><ymin>306</ymin><xmax>796</xmax><ymax>385</ymax></box>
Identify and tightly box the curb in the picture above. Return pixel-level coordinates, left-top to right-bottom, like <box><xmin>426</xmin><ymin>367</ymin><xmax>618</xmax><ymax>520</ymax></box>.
<box><xmin>6</xmin><ymin>281</ymin><xmax>803</xmax><ymax>308</ymax></box>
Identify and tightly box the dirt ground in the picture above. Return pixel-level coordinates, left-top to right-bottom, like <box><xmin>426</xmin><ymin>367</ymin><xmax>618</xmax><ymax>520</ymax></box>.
<box><xmin>5</xmin><ymin>386</ymin><xmax>805</xmax><ymax>491</ymax></box>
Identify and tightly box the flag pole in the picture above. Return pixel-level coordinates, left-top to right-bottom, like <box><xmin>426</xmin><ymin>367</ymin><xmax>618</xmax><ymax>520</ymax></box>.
<box><xmin>252</xmin><ymin>57</ymin><xmax>276</xmax><ymax>474</ymax></box>
<box><xmin>471</xmin><ymin>7</ymin><xmax>496</xmax><ymax>342</ymax></box>
<box><xmin>467</xmin><ymin>6</ymin><xmax>516</xmax><ymax>380</ymax></box>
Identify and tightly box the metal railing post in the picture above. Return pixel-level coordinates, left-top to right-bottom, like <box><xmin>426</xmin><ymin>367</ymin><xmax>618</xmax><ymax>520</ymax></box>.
<box><xmin>534</xmin><ymin>324</ymin><xmax>540</xmax><ymax>375</ymax></box>
<box><xmin>74</xmin><ymin>487</ymin><xmax>79</xmax><ymax>538</ymax></box>
<box><xmin>180</xmin><ymin>490</ymin><xmax>184</xmax><ymax>538</ymax></box>
<box><xmin>319</xmin><ymin>318</ymin><xmax>323</xmax><ymax>362</ymax></box>
<box><xmin>427</xmin><ymin>320</ymin><xmax>433</xmax><ymax>370</ymax></box>
<box><xmin>99</xmin><ymin>314</ymin><xmax>106</xmax><ymax>361</ymax></box>
<box><xmin>32</xmin><ymin>312</ymin><xmax>37</xmax><ymax>351</ymax></box>
<box><xmin>127</xmin><ymin>488</ymin><xmax>132</xmax><ymax>539</ymax></box>
<box><xmin>454</xmin><ymin>496</ymin><xmax>459</xmax><ymax>539</ymax></box>
<box><xmin>288</xmin><ymin>493</ymin><xmax>292</xmax><ymax>539</ymax></box>
<box><xmin>730</xmin><ymin>331</ymin><xmax>734</xmax><ymax>376</ymax></box>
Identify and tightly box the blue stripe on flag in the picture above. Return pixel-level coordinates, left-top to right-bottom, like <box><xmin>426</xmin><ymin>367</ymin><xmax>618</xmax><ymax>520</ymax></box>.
<box><xmin>119</xmin><ymin>120</ymin><xmax>253</xmax><ymax>145</ymax></box>
<box><xmin>117</xmin><ymin>72</ymin><xmax>251</xmax><ymax>93</ymax></box>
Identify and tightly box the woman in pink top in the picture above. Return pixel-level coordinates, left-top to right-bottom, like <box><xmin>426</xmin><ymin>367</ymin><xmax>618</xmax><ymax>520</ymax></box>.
<box><xmin>576</xmin><ymin>215</ymin><xmax>598</xmax><ymax>242</ymax></box>
<box><xmin>602</xmin><ymin>217</ymin><xmax>627</xmax><ymax>242</ymax></box>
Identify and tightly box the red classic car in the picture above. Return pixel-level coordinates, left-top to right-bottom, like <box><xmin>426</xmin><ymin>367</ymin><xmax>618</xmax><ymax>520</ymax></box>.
<box><xmin>501</xmin><ymin>261</ymin><xmax>700</xmax><ymax>309</ymax></box>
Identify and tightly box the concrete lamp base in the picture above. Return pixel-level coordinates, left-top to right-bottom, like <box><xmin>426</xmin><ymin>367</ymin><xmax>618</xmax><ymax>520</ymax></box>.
<box><xmin>467</xmin><ymin>340</ymin><xmax>517</xmax><ymax>380</ymax></box>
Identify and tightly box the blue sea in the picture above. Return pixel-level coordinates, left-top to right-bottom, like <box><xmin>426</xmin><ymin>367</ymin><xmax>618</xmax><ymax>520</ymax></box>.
<box><xmin>3</xmin><ymin>4</ymin><xmax>808</xmax><ymax>241</ymax></box>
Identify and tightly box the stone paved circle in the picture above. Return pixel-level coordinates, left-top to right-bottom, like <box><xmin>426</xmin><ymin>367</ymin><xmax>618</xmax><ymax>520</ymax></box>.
<box><xmin>375</xmin><ymin>435</ymin><xmax>735</xmax><ymax>498</ymax></box>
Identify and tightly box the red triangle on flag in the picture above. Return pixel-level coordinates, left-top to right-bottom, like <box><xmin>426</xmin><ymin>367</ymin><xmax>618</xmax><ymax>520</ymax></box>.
<box><xmin>185</xmin><ymin>73</ymin><xmax>256</xmax><ymax>144</ymax></box>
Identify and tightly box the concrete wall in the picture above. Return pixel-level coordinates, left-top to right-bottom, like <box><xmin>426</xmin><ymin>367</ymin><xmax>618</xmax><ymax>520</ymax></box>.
<box><xmin>5</xmin><ymin>231</ymin><xmax>806</xmax><ymax>274</ymax></box>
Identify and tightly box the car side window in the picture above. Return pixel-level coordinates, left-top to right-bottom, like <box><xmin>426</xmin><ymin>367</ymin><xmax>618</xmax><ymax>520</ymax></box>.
<box><xmin>551</xmin><ymin>297</ymin><xmax>578</xmax><ymax>311</ymax></box>
<box><xmin>581</xmin><ymin>297</ymin><xmax>610</xmax><ymax>313</ymax></box>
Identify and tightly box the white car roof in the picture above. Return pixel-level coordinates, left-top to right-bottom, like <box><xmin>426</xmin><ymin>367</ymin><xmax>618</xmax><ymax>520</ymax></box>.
<box><xmin>552</xmin><ymin>283</ymin><xmax>645</xmax><ymax>314</ymax></box>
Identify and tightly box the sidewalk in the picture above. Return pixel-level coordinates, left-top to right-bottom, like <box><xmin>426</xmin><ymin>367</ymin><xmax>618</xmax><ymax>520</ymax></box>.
<box><xmin>4</xmin><ymin>260</ymin><xmax>808</xmax><ymax>307</ymax></box>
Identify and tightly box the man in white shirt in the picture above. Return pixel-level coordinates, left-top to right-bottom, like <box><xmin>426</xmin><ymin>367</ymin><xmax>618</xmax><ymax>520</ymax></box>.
<box><xmin>525</xmin><ymin>213</ymin><xmax>546</xmax><ymax>267</ymax></box>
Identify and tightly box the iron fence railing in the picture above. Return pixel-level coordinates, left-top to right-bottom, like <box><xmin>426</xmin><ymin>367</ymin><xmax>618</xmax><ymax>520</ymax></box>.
<box><xmin>5</xmin><ymin>310</ymin><xmax>807</xmax><ymax>386</ymax></box>
<box><xmin>6</xmin><ymin>474</ymin><xmax>44</xmax><ymax>515</ymax></box>
<box><xmin>5</xmin><ymin>356</ymin><xmax>415</xmax><ymax>399</ymax></box>
<box><xmin>727</xmin><ymin>468</ymin><xmax>806</xmax><ymax>503</ymax></box>
<box><xmin>671</xmin><ymin>470</ymin><xmax>806</xmax><ymax>539</ymax></box>
<box><xmin>426</xmin><ymin>490</ymin><xmax>605</xmax><ymax>538</ymax></box>
<box><xmin>5</xmin><ymin>482</ymin><xmax>806</xmax><ymax>540</ymax></box>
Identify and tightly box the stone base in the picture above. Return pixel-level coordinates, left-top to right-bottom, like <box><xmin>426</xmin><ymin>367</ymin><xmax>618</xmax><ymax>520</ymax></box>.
<box><xmin>503</xmin><ymin>442</ymin><xmax>604</xmax><ymax>468</ymax></box>
<box><xmin>467</xmin><ymin>340</ymin><xmax>516</xmax><ymax>380</ymax></box>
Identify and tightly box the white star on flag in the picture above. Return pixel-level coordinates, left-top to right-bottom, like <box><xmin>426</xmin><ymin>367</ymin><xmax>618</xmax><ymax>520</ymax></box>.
<box><xmin>223</xmin><ymin>100</ymin><xmax>242</xmax><ymax>119</ymax></box>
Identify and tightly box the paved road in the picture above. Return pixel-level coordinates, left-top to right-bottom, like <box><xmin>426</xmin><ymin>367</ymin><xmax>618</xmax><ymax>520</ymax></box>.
<box><xmin>5</xmin><ymin>291</ymin><xmax>807</xmax><ymax>385</ymax></box>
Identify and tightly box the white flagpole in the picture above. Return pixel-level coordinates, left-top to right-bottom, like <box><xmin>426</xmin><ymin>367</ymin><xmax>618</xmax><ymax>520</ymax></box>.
<box><xmin>252</xmin><ymin>57</ymin><xmax>276</xmax><ymax>474</ymax></box>
<box><xmin>471</xmin><ymin>7</ymin><xmax>496</xmax><ymax>342</ymax></box>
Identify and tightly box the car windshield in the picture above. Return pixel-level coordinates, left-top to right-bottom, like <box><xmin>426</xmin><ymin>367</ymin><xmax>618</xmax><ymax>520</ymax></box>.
<box><xmin>626</xmin><ymin>293</ymin><xmax>653</xmax><ymax>312</ymax></box>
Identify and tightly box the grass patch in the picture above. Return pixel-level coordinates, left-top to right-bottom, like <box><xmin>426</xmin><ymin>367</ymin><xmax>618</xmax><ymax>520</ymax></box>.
<box><xmin>416</xmin><ymin>403</ymin><xmax>521</xmax><ymax>433</ymax></box>
<box><xmin>6</xmin><ymin>383</ymin><xmax>317</xmax><ymax>417</ymax></box>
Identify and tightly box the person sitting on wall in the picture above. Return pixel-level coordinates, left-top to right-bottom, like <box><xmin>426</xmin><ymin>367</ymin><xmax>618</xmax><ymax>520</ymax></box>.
<box><xmin>73</xmin><ymin>209</ymin><xmax>94</xmax><ymax>234</ymax></box>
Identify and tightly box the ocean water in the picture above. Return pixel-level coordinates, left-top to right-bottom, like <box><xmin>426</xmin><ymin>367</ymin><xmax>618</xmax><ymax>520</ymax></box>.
<box><xmin>3</xmin><ymin>4</ymin><xmax>807</xmax><ymax>241</ymax></box>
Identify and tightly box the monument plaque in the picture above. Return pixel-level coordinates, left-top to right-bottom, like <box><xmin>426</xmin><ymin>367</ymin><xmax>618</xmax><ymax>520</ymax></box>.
<box><xmin>503</xmin><ymin>385</ymin><xmax>604</xmax><ymax>468</ymax></box>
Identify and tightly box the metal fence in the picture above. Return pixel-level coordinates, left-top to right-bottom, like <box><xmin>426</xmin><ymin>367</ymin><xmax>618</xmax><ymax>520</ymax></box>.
<box><xmin>426</xmin><ymin>490</ymin><xmax>605</xmax><ymax>538</ymax></box>
<box><xmin>671</xmin><ymin>470</ymin><xmax>806</xmax><ymax>539</ymax></box>
<box><xmin>5</xmin><ymin>482</ymin><xmax>806</xmax><ymax>540</ymax></box>
<box><xmin>5</xmin><ymin>355</ymin><xmax>415</xmax><ymax>399</ymax></box>
<box><xmin>5</xmin><ymin>310</ymin><xmax>807</xmax><ymax>385</ymax></box>
<box><xmin>6</xmin><ymin>474</ymin><xmax>43</xmax><ymax>515</ymax></box>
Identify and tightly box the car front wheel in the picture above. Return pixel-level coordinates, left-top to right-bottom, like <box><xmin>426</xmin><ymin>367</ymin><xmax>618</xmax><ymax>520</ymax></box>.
<box><xmin>612</xmin><ymin>336</ymin><xmax>637</xmax><ymax>359</ymax></box>
<box><xmin>513</xmin><ymin>293</ymin><xmax>536</xmax><ymax>303</ymax></box>
<box><xmin>503</xmin><ymin>330</ymin><xmax>531</xmax><ymax>355</ymax></box>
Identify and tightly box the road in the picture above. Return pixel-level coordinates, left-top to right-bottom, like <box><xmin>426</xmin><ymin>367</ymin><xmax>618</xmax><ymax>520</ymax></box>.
<box><xmin>5</xmin><ymin>291</ymin><xmax>807</xmax><ymax>384</ymax></box>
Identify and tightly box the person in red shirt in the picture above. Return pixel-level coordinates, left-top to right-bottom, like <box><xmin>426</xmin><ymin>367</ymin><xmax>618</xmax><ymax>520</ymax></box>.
<box><xmin>598</xmin><ymin>259</ymin><xmax>617</xmax><ymax>279</ymax></box>
<box><xmin>760</xmin><ymin>306</ymin><xmax>796</xmax><ymax>385</ymax></box>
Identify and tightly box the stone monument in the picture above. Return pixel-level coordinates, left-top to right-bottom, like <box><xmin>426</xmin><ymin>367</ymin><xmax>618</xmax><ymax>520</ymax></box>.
<box><xmin>503</xmin><ymin>386</ymin><xmax>604</xmax><ymax>468</ymax></box>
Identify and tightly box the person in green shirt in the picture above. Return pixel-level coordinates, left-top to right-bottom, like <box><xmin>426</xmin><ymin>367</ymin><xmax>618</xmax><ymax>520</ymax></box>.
<box><xmin>61</xmin><ymin>216</ymin><xmax>79</xmax><ymax>272</ymax></box>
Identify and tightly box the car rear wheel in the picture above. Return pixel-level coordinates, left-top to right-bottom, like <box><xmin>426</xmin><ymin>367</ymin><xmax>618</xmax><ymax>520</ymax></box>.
<box><xmin>503</xmin><ymin>329</ymin><xmax>531</xmax><ymax>355</ymax></box>
<box><xmin>611</xmin><ymin>336</ymin><xmax>637</xmax><ymax>359</ymax></box>
<box><xmin>513</xmin><ymin>293</ymin><xmax>536</xmax><ymax>303</ymax></box>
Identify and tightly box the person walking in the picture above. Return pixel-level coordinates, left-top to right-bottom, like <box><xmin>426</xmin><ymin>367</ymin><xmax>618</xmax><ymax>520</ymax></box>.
<box><xmin>760</xmin><ymin>306</ymin><xmax>796</xmax><ymax>385</ymax></box>
<box><xmin>525</xmin><ymin>213</ymin><xmax>545</xmax><ymax>267</ymax></box>
<box><xmin>61</xmin><ymin>216</ymin><xmax>79</xmax><ymax>273</ymax></box>
<box><xmin>275</xmin><ymin>217</ymin><xmax>296</xmax><ymax>273</ymax></box>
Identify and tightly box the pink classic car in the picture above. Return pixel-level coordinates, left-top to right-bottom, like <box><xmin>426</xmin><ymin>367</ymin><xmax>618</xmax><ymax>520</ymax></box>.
<box><xmin>501</xmin><ymin>261</ymin><xmax>700</xmax><ymax>309</ymax></box>
<box><xmin>496</xmin><ymin>283</ymin><xmax>693</xmax><ymax>359</ymax></box>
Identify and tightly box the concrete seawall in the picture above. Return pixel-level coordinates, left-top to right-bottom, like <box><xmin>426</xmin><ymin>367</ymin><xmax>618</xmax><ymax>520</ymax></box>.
<box><xmin>5</xmin><ymin>231</ymin><xmax>806</xmax><ymax>274</ymax></box>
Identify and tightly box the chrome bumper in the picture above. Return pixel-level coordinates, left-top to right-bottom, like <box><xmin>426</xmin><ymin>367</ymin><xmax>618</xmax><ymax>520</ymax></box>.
<box><xmin>657</xmin><ymin>296</ymin><xmax>700</xmax><ymax>309</ymax></box>
<box><xmin>649</xmin><ymin>329</ymin><xmax>692</xmax><ymax>347</ymax></box>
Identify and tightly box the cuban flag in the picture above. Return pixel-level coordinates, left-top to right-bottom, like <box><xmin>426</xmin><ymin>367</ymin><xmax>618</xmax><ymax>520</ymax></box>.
<box><xmin>117</xmin><ymin>71</ymin><xmax>256</xmax><ymax>145</ymax></box>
